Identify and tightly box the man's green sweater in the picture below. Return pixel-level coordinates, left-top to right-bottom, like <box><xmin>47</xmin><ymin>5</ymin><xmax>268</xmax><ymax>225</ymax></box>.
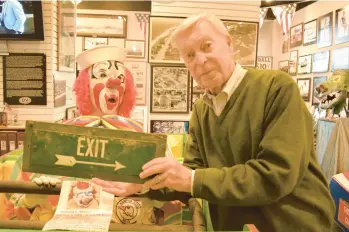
<box><xmin>148</xmin><ymin>69</ymin><xmax>335</xmax><ymax>231</ymax></box>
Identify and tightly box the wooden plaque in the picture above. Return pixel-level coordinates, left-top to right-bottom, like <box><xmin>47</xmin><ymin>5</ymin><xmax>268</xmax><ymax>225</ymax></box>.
<box><xmin>22</xmin><ymin>121</ymin><xmax>167</xmax><ymax>183</ymax></box>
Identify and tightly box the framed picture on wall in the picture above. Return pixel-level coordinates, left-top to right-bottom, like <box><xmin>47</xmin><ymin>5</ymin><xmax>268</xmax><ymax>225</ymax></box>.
<box><xmin>289</xmin><ymin>50</ymin><xmax>298</xmax><ymax>76</ymax></box>
<box><xmin>125</xmin><ymin>40</ymin><xmax>145</xmax><ymax>58</ymax></box>
<box><xmin>54</xmin><ymin>79</ymin><xmax>66</xmax><ymax>108</ymax></box>
<box><xmin>332</xmin><ymin>46</ymin><xmax>349</xmax><ymax>70</ymax></box>
<box><xmin>282</xmin><ymin>33</ymin><xmax>289</xmax><ymax>54</ymax></box>
<box><xmin>312</xmin><ymin>50</ymin><xmax>330</xmax><ymax>73</ymax></box>
<box><xmin>130</xmin><ymin>106</ymin><xmax>148</xmax><ymax>132</ymax></box>
<box><xmin>191</xmin><ymin>78</ymin><xmax>205</xmax><ymax>111</ymax></box>
<box><xmin>149</xmin><ymin>16</ymin><xmax>185</xmax><ymax>63</ymax></box>
<box><xmin>297</xmin><ymin>78</ymin><xmax>311</xmax><ymax>102</ymax></box>
<box><xmin>303</xmin><ymin>19</ymin><xmax>317</xmax><ymax>46</ymax></box>
<box><xmin>222</xmin><ymin>20</ymin><xmax>259</xmax><ymax>67</ymax></box>
<box><xmin>290</xmin><ymin>23</ymin><xmax>303</xmax><ymax>48</ymax></box>
<box><xmin>124</xmin><ymin>61</ymin><xmax>147</xmax><ymax>105</ymax></box>
<box><xmin>278</xmin><ymin>60</ymin><xmax>289</xmax><ymax>73</ymax></box>
<box><xmin>317</xmin><ymin>12</ymin><xmax>333</xmax><ymax>48</ymax></box>
<box><xmin>150</xmin><ymin>120</ymin><xmax>189</xmax><ymax>134</ymax></box>
<box><xmin>312</xmin><ymin>76</ymin><xmax>327</xmax><ymax>105</ymax></box>
<box><xmin>150</xmin><ymin>65</ymin><xmax>190</xmax><ymax>113</ymax></box>
<box><xmin>77</xmin><ymin>14</ymin><xmax>127</xmax><ymax>38</ymax></box>
<box><xmin>297</xmin><ymin>55</ymin><xmax>312</xmax><ymax>74</ymax></box>
<box><xmin>66</xmin><ymin>106</ymin><xmax>79</xmax><ymax>120</ymax></box>
<box><xmin>335</xmin><ymin>7</ymin><xmax>349</xmax><ymax>44</ymax></box>
<box><xmin>83</xmin><ymin>37</ymin><xmax>108</xmax><ymax>50</ymax></box>
<box><xmin>256</xmin><ymin>56</ymin><xmax>273</xmax><ymax>69</ymax></box>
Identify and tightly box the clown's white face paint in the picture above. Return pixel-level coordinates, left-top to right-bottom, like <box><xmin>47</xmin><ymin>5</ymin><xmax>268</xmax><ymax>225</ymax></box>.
<box><xmin>88</xmin><ymin>60</ymin><xmax>126</xmax><ymax>116</ymax></box>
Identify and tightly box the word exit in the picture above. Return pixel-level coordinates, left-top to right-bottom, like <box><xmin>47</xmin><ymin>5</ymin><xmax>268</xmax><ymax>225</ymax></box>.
<box><xmin>76</xmin><ymin>136</ymin><xmax>109</xmax><ymax>158</ymax></box>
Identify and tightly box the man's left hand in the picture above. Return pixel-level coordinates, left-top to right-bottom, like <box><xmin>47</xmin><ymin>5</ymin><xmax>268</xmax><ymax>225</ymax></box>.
<box><xmin>140</xmin><ymin>156</ymin><xmax>192</xmax><ymax>193</ymax></box>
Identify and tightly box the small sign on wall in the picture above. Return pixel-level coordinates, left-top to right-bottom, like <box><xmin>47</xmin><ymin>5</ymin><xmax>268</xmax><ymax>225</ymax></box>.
<box><xmin>257</xmin><ymin>56</ymin><xmax>273</xmax><ymax>70</ymax></box>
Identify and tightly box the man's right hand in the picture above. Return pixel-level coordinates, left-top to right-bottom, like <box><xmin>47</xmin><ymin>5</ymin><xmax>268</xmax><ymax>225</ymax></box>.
<box><xmin>91</xmin><ymin>178</ymin><xmax>143</xmax><ymax>197</ymax></box>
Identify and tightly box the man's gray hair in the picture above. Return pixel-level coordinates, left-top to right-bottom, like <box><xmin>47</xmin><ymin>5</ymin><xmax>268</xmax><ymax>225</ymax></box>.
<box><xmin>170</xmin><ymin>13</ymin><xmax>229</xmax><ymax>49</ymax></box>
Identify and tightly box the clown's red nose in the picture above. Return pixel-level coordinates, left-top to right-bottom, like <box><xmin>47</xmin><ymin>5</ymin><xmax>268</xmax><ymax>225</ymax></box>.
<box><xmin>106</xmin><ymin>77</ymin><xmax>121</xmax><ymax>88</ymax></box>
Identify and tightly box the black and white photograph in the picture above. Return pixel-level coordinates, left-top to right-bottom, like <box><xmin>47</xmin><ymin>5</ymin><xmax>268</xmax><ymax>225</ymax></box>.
<box><xmin>335</xmin><ymin>7</ymin><xmax>349</xmax><ymax>44</ymax></box>
<box><xmin>297</xmin><ymin>55</ymin><xmax>312</xmax><ymax>74</ymax></box>
<box><xmin>54</xmin><ymin>79</ymin><xmax>66</xmax><ymax>108</ymax></box>
<box><xmin>125</xmin><ymin>40</ymin><xmax>145</xmax><ymax>58</ymax></box>
<box><xmin>150</xmin><ymin>120</ymin><xmax>189</xmax><ymax>134</ymax></box>
<box><xmin>332</xmin><ymin>46</ymin><xmax>349</xmax><ymax>71</ymax></box>
<box><xmin>279</xmin><ymin>60</ymin><xmax>289</xmax><ymax>73</ymax></box>
<box><xmin>191</xmin><ymin>78</ymin><xmax>205</xmax><ymax>110</ymax></box>
<box><xmin>290</xmin><ymin>23</ymin><xmax>303</xmax><ymax>48</ymax></box>
<box><xmin>66</xmin><ymin>106</ymin><xmax>79</xmax><ymax>120</ymax></box>
<box><xmin>222</xmin><ymin>20</ymin><xmax>258</xmax><ymax>67</ymax></box>
<box><xmin>289</xmin><ymin>50</ymin><xmax>298</xmax><ymax>76</ymax></box>
<box><xmin>312</xmin><ymin>76</ymin><xmax>327</xmax><ymax>105</ymax></box>
<box><xmin>83</xmin><ymin>37</ymin><xmax>108</xmax><ymax>50</ymax></box>
<box><xmin>312</xmin><ymin>50</ymin><xmax>330</xmax><ymax>73</ymax></box>
<box><xmin>297</xmin><ymin>78</ymin><xmax>311</xmax><ymax>101</ymax></box>
<box><xmin>303</xmin><ymin>19</ymin><xmax>317</xmax><ymax>46</ymax></box>
<box><xmin>149</xmin><ymin>16</ymin><xmax>185</xmax><ymax>63</ymax></box>
<box><xmin>317</xmin><ymin>12</ymin><xmax>333</xmax><ymax>48</ymax></box>
<box><xmin>257</xmin><ymin>56</ymin><xmax>273</xmax><ymax>69</ymax></box>
<box><xmin>150</xmin><ymin>65</ymin><xmax>189</xmax><ymax>113</ymax></box>
<box><xmin>282</xmin><ymin>33</ymin><xmax>289</xmax><ymax>54</ymax></box>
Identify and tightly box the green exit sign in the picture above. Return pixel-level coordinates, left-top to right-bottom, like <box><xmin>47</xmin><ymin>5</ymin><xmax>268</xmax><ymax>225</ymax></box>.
<box><xmin>22</xmin><ymin>121</ymin><xmax>167</xmax><ymax>183</ymax></box>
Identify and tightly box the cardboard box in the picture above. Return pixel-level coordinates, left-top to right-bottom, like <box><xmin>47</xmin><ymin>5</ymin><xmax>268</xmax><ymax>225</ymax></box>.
<box><xmin>330</xmin><ymin>172</ymin><xmax>349</xmax><ymax>231</ymax></box>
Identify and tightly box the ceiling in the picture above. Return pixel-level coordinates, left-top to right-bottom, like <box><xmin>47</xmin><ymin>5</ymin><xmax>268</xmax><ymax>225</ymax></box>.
<box><xmin>261</xmin><ymin>0</ymin><xmax>318</xmax><ymax>20</ymax></box>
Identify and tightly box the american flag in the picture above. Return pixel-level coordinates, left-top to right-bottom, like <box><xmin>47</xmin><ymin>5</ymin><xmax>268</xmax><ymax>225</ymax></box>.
<box><xmin>135</xmin><ymin>13</ymin><xmax>149</xmax><ymax>41</ymax></box>
<box><xmin>272</xmin><ymin>3</ymin><xmax>297</xmax><ymax>35</ymax></box>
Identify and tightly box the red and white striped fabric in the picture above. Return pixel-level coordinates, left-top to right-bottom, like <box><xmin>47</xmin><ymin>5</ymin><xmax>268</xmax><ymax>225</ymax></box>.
<box><xmin>272</xmin><ymin>4</ymin><xmax>297</xmax><ymax>34</ymax></box>
<box><xmin>135</xmin><ymin>13</ymin><xmax>149</xmax><ymax>41</ymax></box>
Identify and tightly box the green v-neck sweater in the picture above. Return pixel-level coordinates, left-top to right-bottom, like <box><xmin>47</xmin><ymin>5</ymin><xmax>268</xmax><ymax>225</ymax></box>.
<box><xmin>185</xmin><ymin>69</ymin><xmax>335</xmax><ymax>231</ymax></box>
<box><xmin>147</xmin><ymin>69</ymin><xmax>335</xmax><ymax>231</ymax></box>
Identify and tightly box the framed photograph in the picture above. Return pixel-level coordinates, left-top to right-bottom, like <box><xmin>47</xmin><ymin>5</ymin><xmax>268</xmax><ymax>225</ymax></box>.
<box><xmin>335</xmin><ymin>7</ymin><xmax>349</xmax><ymax>44</ymax></box>
<box><xmin>130</xmin><ymin>106</ymin><xmax>148</xmax><ymax>132</ymax></box>
<box><xmin>58</xmin><ymin>0</ymin><xmax>76</xmax><ymax>72</ymax></box>
<box><xmin>290</xmin><ymin>23</ymin><xmax>303</xmax><ymax>48</ymax></box>
<box><xmin>289</xmin><ymin>50</ymin><xmax>298</xmax><ymax>76</ymax></box>
<box><xmin>312</xmin><ymin>50</ymin><xmax>330</xmax><ymax>73</ymax></box>
<box><xmin>149</xmin><ymin>16</ymin><xmax>185</xmax><ymax>63</ymax></box>
<box><xmin>66</xmin><ymin>106</ymin><xmax>79</xmax><ymax>120</ymax></box>
<box><xmin>54</xmin><ymin>79</ymin><xmax>66</xmax><ymax>108</ymax></box>
<box><xmin>278</xmin><ymin>60</ymin><xmax>289</xmax><ymax>73</ymax></box>
<box><xmin>222</xmin><ymin>20</ymin><xmax>259</xmax><ymax>67</ymax></box>
<box><xmin>297</xmin><ymin>78</ymin><xmax>311</xmax><ymax>101</ymax></box>
<box><xmin>125</xmin><ymin>40</ymin><xmax>145</xmax><ymax>58</ymax></box>
<box><xmin>282</xmin><ymin>33</ymin><xmax>289</xmax><ymax>53</ymax></box>
<box><xmin>257</xmin><ymin>56</ymin><xmax>273</xmax><ymax>69</ymax></box>
<box><xmin>150</xmin><ymin>65</ymin><xmax>190</xmax><ymax>113</ymax></box>
<box><xmin>332</xmin><ymin>46</ymin><xmax>349</xmax><ymax>71</ymax></box>
<box><xmin>312</xmin><ymin>76</ymin><xmax>327</xmax><ymax>105</ymax></box>
<box><xmin>77</xmin><ymin>14</ymin><xmax>127</xmax><ymax>38</ymax></box>
<box><xmin>150</xmin><ymin>120</ymin><xmax>189</xmax><ymax>134</ymax></box>
<box><xmin>191</xmin><ymin>78</ymin><xmax>205</xmax><ymax>111</ymax></box>
<box><xmin>317</xmin><ymin>12</ymin><xmax>333</xmax><ymax>48</ymax></box>
<box><xmin>124</xmin><ymin>61</ymin><xmax>147</xmax><ymax>105</ymax></box>
<box><xmin>297</xmin><ymin>55</ymin><xmax>312</xmax><ymax>74</ymax></box>
<box><xmin>303</xmin><ymin>19</ymin><xmax>317</xmax><ymax>46</ymax></box>
<box><xmin>83</xmin><ymin>37</ymin><xmax>108</xmax><ymax>50</ymax></box>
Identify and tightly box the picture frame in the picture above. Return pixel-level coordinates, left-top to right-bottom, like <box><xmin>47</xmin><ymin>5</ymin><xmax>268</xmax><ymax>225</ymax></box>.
<box><xmin>150</xmin><ymin>65</ymin><xmax>190</xmax><ymax>113</ymax></box>
<box><xmin>317</xmin><ymin>12</ymin><xmax>333</xmax><ymax>48</ymax></box>
<box><xmin>278</xmin><ymin>60</ymin><xmax>289</xmax><ymax>73</ymax></box>
<box><xmin>222</xmin><ymin>20</ymin><xmax>259</xmax><ymax>67</ymax></box>
<box><xmin>66</xmin><ymin>106</ymin><xmax>79</xmax><ymax>120</ymax></box>
<box><xmin>303</xmin><ymin>19</ymin><xmax>317</xmax><ymax>46</ymax></box>
<box><xmin>83</xmin><ymin>37</ymin><xmax>108</xmax><ymax>50</ymax></box>
<box><xmin>290</xmin><ymin>23</ymin><xmax>303</xmax><ymax>48</ymax></box>
<box><xmin>289</xmin><ymin>50</ymin><xmax>298</xmax><ymax>76</ymax></box>
<box><xmin>77</xmin><ymin>14</ymin><xmax>127</xmax><ymax>38</ymax></box>
<box><xmin>297</xmin><ymin>78</ymin><xmax>311</xmax><ymax>102</ymax></box>
<box><xmin>149</xmin><ymin>16</ymin><xmax>186</xmax><ymax>63</ymax></box>
<box><xmin>257</xmin><ymin>56</ymin><xmax>273</xmax><ymax>69</ymax></box>
<box><xmin>124</xmin><ymin>61</ymin><xmax>147</xmax><ymax>105</ymax></box>
<box><xmin>282</xmin><ymin>33</ymin><xmax>289</xmax><ymax>54</ymax></box>
<box><xmin>332</xmin><ymin>46</ymin><xmax>349</xmax><ymax>71</ymax></box>
<box><xmin>54</xmin><ymin>79</ymin><xmax>66</xmax><ymax>108</ymax></box>
<box><xmin>335</xmin><ymin>7</ymin><xmax>349</xmax><ymax>44</ymax></box>
<box><xmin>191</xmin><ymin>78</ymin><xmax>205</xmax><ymax>111</ymax></box>
<box><xmin>125</xmin><ymin>40</ymin><xmax>146</xmax><ymax>58</ymax></box>
<box><xmin>312</xmin><ymin>50</ymin><xmax>330</xmax><ymax>73</ymax></box>
<box><xmin>150</xmin><ymin>120</ymin><xmax>189</xmax><ymax>134</ymax></box>
<box><xmin>130</xmin><ymin>106</ymin><xmax>148</xmax><ymax>132</ymax></box>
<box><xmin>297</xmin><ymin>54</ymin><xmax>312</xmax><ymax>74</ymax></box>
<box><xmin>57</xmin><ymin>0</ymin><xmax>76</xmax><ymax>73</ymax></box>
<box><xmin>312</xmin><ymin>76</ymin><xmax>327</xmax><ymax>105</ymax></box>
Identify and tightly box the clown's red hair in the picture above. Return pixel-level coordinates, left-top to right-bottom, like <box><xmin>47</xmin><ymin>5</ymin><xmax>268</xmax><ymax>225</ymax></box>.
<box><xmin>73</xmin><ymin>67</ymin><xmax>136</xmax><ymax>117</ymax></box>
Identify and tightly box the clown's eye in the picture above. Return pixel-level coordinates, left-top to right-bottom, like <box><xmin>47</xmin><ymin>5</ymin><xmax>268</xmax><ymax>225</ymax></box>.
<box><xmin>100</xmin><ymin>73</ymin><xmax>107</xmax><ymax>78</ymax></box>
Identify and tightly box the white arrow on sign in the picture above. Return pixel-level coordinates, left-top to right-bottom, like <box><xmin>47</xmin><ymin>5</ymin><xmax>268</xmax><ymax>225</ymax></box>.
<box><xmin>55</xmin><ymin>155</ymin><xmax>126</xmax><ymax>171</ymax></box>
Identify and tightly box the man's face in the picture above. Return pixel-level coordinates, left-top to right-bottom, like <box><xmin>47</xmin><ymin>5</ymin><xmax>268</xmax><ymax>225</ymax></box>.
<box><xmin>89</xmin><ymin>60</ymin><xmax>126</xmax><ymax>116</ymax></box>
<box><xmin>176</xmin><ymin>20</ymin><xmax>234</xmax><ymax>93</ymax></box>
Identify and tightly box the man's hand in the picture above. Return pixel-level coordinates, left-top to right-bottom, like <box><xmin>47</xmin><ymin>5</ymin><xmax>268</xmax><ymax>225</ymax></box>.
<box><xmin>140</xmin><ymin>156</ymin><xmax>192</xmax><ymax>193</ymax></box>
<box><xmin>91</xmin><ymin>178</ymin><xmax>143</xmax><ymax>197</ymax></box>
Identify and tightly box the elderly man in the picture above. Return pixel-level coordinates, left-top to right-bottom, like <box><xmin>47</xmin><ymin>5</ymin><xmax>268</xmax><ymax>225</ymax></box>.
<box><xmin>93</xmin><ymin>14</ymin><xmax>336</xmax><ymax>231</ymax></box>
